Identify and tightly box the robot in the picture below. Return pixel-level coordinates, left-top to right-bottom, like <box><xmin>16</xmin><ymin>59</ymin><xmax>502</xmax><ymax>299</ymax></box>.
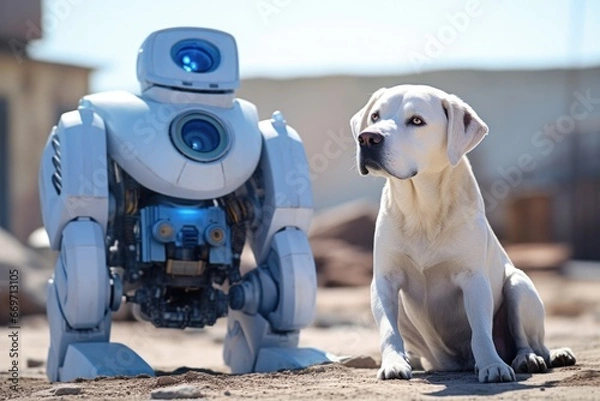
<box><xmin>38</xmin><ymin>27</ymin><xmax>330</xmax><ymax>382</ymax></box>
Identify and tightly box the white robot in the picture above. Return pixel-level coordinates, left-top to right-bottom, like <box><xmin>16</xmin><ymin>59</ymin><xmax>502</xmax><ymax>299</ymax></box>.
<box><xmin>38</xmin><ymin>27</ymin><xmax>330</xmax><ymax>382</ymax></box>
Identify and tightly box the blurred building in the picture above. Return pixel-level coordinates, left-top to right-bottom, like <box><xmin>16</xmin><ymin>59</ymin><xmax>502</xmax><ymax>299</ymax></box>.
<box><xmin>0</xmin><ymin>0</ymin><xmax>92</xmax><ymax>241</ymax></box>
<box><xmin>238</xmin><ymin>66</ymin><xmax>600</xmax><ymax>259</ymax></box>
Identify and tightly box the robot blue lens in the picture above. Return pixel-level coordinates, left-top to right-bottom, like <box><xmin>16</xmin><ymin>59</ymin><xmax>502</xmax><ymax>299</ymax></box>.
<box><xmin>170</xmin><ymin>112</ymin><xmax>230</xmax><ymax>162</ymax></box>
<box><xmin>171</xmin><ymin>40</ymin><xmax>220</xmax><ymax>73</ymax></box>
<box><xmin>181</xmin><ymin>119</ymin><xmax>220</xmax><ymax>152</ymax></box>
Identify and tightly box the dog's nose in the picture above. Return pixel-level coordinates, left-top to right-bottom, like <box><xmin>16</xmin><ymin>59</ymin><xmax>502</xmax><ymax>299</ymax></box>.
<box><xmin>358</xmin><ymin>132</ymin><xmax>383</xmax><ymax>147</ymax></box>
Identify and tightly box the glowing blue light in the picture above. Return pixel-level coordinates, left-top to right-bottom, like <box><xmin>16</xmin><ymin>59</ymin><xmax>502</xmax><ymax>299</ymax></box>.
<box><xmin>171</xmin><ymin>39</ymin><xmax>221</xmax><ymax>74</ymax></box>
<box><xmin>176</xmin><ymin>208</ymin><xmax>201</xmax><ymax>217</ymax></box>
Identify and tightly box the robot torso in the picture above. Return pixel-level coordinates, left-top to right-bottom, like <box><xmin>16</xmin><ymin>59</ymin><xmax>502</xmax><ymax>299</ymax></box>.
<box><xmin>83</xmin><ymin>90</ymin><xmax>263</xmax><ymax>200</ymax></box>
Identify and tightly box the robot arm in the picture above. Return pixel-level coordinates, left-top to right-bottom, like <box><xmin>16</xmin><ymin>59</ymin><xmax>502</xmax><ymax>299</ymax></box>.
<box><xmin>39</xmin><ymin>103</ymin><xmax>123</xmax><ymax>381</ymax></box>
<box><xmin>39</xmin><ymin>101</ymin><xmax>110</xmax><ymax>250</ymax></box>
<box><xmin>247</xmin><ymin>111</ymin><xmax>313</xmax><ymax>264</ymax></box>
<box><xmin>224</xmin><ymin>111</ymin><xmax>328</xmax><ymax>373</ymax></box>
<box><xmin>39</xmin><ymin>101</ymin><xmax>116</xmax><ymax>329</ymax></box>
<box><xmin>241</xmin><ymin>111</ymin><xmax>317</xmax><ymax>331</ymax></box>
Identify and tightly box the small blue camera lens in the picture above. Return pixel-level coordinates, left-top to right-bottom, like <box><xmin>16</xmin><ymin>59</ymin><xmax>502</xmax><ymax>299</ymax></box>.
<box><xmin>181</xmin><ymin>119</ymin><xmax>220</xmax><ymax>152</ymax></box>
<box><xmin>170</xmin><ymin>112</ymin><xmax>230</xmax><ymax>162</ymax></box>
<box><xmin>178</xmin><ymin>48</ymin><xmax>213</xmax><ymax>73</ymax></box>
<box><xmin>171</xmin><ymin>39</ymin><xmax>220</xmax><ymax>73</ymax></box>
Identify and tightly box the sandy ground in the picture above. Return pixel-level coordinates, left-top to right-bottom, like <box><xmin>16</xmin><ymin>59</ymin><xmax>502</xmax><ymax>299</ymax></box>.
<box><xmin>2</xmin><ymin>271</ymin><xmax>600</xmax><ymax>400</ymax></box>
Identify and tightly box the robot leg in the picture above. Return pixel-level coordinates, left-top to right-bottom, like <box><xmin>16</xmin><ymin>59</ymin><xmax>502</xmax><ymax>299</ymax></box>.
<box><xmin>46</xmin><ymin>218</ymin><xmax>153</xmax><ymax>382</ymax></box>
<box><xmin>224</xmin><ymin>228</ymin><xmax>333</xmax><ymax>373</ymax></box>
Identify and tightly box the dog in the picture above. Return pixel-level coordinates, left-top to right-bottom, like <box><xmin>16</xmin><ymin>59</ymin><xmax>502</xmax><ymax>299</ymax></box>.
<box><xmin>349</xmin><ymin>84</ymin><xmax>576</xmax><ymax>383</ymax></box>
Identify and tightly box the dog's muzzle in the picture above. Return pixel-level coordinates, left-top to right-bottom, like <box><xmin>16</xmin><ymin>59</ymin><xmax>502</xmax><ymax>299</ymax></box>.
<box><xmin>358</xmin><ymin>131</ymin><xmax>384</xmax><ymax>175</ymax></box>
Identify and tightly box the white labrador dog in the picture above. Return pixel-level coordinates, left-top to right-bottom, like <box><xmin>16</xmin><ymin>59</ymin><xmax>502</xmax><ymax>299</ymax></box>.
<box><xmin>350</xmin><ymin>84</ymin><xmax>575</xmax><ymax>383</ymax></box>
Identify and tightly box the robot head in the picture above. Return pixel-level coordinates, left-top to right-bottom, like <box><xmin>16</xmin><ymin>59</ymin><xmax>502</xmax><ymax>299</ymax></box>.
<box><xmin>137</xmin><ymin>27</ymin><xmax>240</xmax><ymax>93</ymax></box>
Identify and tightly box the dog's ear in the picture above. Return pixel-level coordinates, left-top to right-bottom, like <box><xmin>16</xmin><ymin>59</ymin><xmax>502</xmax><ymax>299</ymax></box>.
<box><xmin>442</xmin><ymin>94</ymin><xmax>488</xmax><ymax>166</ymax></box>
<box><xmin>350</xmin><ymin>87</ymin><xmax>386</xmax><ymax>136</ymax></box>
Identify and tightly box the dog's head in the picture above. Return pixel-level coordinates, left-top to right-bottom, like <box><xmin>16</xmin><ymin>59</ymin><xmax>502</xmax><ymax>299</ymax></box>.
<box><xmin>350</xmin><ymin>85</ymin><xmax>488</xmax><ymax>179</ymax></box>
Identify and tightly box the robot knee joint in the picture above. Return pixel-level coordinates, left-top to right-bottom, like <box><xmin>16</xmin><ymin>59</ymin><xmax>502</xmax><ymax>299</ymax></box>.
<box><xmin>231</xmin><ymin>228</ymin><xmax>317</xmax><ymax>331</ymax></box>
<box><xmin>55</xmin><ymin>219</ymin><xmax>112</xmax><ymax>329</ymax></box>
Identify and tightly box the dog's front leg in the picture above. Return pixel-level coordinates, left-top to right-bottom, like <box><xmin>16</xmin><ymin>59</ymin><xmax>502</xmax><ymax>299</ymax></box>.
<box><xmin>372</xmin><ymin>272</ymin><xmax>412</xmax><ymax>380</ymax></box>
<box><xmin>455</xmin><ymin>271</ymin><xmax>516</xmax><ymax>383</ymax></box>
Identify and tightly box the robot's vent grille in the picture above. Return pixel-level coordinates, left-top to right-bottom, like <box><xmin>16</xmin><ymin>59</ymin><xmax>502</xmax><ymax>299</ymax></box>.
<box><xmin>50</xmin><ymin>131</ymin><xmax>62</xmax><ymax>195</ymax></box>
<box><xmin>180</xmin><ymin>226</ymin><xmax>199</xmax><ymax>248</ymax></box>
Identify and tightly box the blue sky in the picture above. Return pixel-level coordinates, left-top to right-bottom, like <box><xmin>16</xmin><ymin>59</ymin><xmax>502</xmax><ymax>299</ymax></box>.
<box><xmin>28</xmin><ymin>0</ymin><xmax>600</xmax><ymax>92</ymax></box>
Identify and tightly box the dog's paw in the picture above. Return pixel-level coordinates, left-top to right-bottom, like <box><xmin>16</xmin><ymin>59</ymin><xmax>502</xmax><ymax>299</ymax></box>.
<box><xmin>550</xmin><ymin>348</ymin><xmax>576</xmax><ymax>368</ymax></box>
<box><xmin>478</xmin><ymin>362</ymin><xmax>516</xmax><ymax>383</ymax></box>
<box><xmin>511</xmin><ymin>353</ymin><xmax>548</xmax><ymax>373</ymax></box>
<box><xmin>377</xmin><ymin>354</ymin><xmax>412</xmax><ymax>380</ymax></box>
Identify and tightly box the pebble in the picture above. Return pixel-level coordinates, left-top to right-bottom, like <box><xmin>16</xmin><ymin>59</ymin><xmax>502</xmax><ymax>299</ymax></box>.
<box><xmin>156</xmin><ymin>376</ymin><xmax>178</xmax><ymax>386</ymax></box>
<box><xmin>340</xmin><ymin>355</ymin><xmax>379</xmax><ymax>369</ymax></box>
<box><xmin>151</xmin><ymin>384</ymin><xmax>203</xmax><ymax>399</ymax></box>
<box><xmin>26</xmin><ymin>358</ymin><xmax>45</xmax><ymax>368</ymax></box>
<box><xmin>53</xmin><ymin>385</ymin><xmax>83</xmax><ymax>396</ymax></box>
<box><xmin>184</xmin><ymin>371</ymin><xmax>201</xmax><ymax>380</ymax></box>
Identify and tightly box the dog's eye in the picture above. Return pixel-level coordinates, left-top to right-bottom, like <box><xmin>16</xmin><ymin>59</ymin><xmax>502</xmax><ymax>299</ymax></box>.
<box><xmin>370</xmin><ymin>111</ymin><xmax>380</xmax><ymax>122</ymax></box>
<box><xmin>408</xmin><ymin>116</ymin><xmax>425</xmax><ymax>126</ymax></box>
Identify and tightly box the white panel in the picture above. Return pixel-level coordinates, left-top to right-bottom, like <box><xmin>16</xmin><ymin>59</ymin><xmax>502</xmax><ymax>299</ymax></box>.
<box><xmin>267</xmin><ymin>228</ymin><xmax>316</xmax><ymax>330</ymax></box>
<box><xmin>85</xmin><ymin>91</ymin><xmax>262</xmax><ymax>200</ymax></box>
<box><xmin>39</xmin><ymin>106</ymin><xmax>109</xmax><ymax>250</ymax></box>
<box><xmin>58</xmin><ymin>220</ymin><xmax>109</xmax><ymax>329</ymax></box>
<box><xmin>177</xmin><ymin>161</ymin><xmax>225</xmax><ymax>192</ymax></box>
<box><xmin>221</xmin><ymin>99</ymin><xmax>263</xmax><ymax>190</ymax></box>
<box><xmin>249</xmin><ymin>112</ymin><xmax>313</xmax><ymax>263</ymax></box>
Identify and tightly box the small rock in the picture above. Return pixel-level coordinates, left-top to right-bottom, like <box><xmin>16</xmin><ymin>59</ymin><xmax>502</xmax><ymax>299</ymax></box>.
<box><xmin>224</xmin><ymin>390</ymin><xmax>231</xmax><ymax>396</ymax></box>
<box><xmin>184</xmin><ymin>371</ymin><xmax>200</xmax><ymax>380</ymax></box>
<box><xmin>52</xmin><ymin>385</ymin><xmax>83</xmax><ymax>396</ymax></box>
<box><xmin>157</xmin><ymin>376</ymin><xmax>178</xmax><ymax>386</ymax></box>
<box><xmin>27</xmin><ymin>358</ymin><xmax>44</xmax><ymax>368</ymax></box>
<box><xmin>151</xmin><ymin>384</ymin><xmax>203</xmax><ymax>399</ymax></box>
<box><xmin>340</xmin><ymin>355</ymin><xmax>379</xmax><ymax>369</ymax></box>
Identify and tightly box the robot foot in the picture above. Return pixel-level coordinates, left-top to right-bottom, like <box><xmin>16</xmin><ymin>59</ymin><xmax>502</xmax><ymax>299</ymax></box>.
<box><xmin>59</xmin><ymin>343</ymin><xmax>155</xmax><ymax>382</ymax></box>
<box><xmin>254</xmin><ymin>347</ymin><xmax>334</xmax><ymax>373</ymax></box>
<box><xmin>224</xmin><ymin>310</ymin><xmax>334</xmax><ymax>374</ymax></box>
<box><xmin>47</xmin><ymin>273</ymin><xmax>152</xmax><ymax>382</ymax></box>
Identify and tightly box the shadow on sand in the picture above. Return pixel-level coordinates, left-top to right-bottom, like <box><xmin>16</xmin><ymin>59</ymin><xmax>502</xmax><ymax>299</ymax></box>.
<box><xmin>155</xmin><ymin>366</ymin><xmax>227</xmax><ymax>376</ymax></box>
<box><xmin>415</xmin><ymin>371</ymin><xmax>556</xmax><ymax>397</ymax></box>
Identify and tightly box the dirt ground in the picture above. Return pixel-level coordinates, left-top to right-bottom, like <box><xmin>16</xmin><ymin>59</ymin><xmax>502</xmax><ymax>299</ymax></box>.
<box><xmin>2</xmin><ymin>271</ymin><xmax>600</xmax><ymax>400</ymax></box>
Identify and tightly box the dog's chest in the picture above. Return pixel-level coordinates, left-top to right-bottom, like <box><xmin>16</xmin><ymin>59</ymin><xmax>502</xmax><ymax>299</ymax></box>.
<box><xmin>396</xmin><ymin>234</ymin><xmax>453</xmax><ymax>272</ymax></box>
<box><xmin>399</xmin><ymin>261</ymin><xmax>472</xmax><ymax>352</ymax></box>
<box><xmin>394</xmin><ymin>237</ymin><xmax>467</xmax><ymax>315</ymax></box>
